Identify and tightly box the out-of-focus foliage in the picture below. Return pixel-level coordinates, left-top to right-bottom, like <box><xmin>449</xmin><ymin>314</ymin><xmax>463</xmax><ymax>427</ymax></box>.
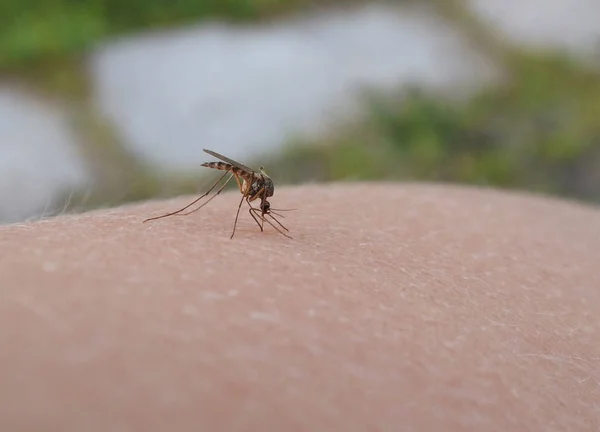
<box><xmin>267</xmin><ymin>54</ymin><xmax>600</xmax><ymax>204</ymax></box>
<box><xmin>2</xmin><ymin>0</ymin><xmax>599</xmax><ymax>208</ymax></box>
<box><xmin>0</xmin><ymin>0</ymin><xmax>315</xmax><ymax>68</ymax></box>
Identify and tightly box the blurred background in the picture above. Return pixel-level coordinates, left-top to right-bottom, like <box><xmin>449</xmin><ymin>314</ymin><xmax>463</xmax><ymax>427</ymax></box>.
<box><xmin>1</xmin><ymin>0</ymin><xmax>599</xmax><ymax>223</ymax></box>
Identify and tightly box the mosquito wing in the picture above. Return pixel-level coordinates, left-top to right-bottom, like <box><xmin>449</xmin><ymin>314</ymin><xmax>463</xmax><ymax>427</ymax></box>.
<box><xmin>203</xmin><ymin>149</ymin><xmax>255</xmax><ymax>174</ymax></box>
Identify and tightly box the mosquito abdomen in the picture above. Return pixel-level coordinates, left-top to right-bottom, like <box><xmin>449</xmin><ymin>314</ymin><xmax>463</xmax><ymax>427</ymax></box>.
<box><xmin>201</xmin><ymin>161</ymin><xmax>248</xmax><ymax>178</ymax></box>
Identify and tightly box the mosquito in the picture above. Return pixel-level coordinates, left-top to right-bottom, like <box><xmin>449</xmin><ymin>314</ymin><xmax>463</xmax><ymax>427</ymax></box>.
<box><xmin>143</xmin><ymin>149</ymin><xmax>294</xmax><ymax>239</ymax></box>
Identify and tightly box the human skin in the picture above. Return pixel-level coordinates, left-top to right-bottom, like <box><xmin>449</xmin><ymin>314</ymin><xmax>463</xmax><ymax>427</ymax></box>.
<box><xmin>0</xmin><ymin>182</ymin><xmax>599</xmax><ymax>431</ymax></box>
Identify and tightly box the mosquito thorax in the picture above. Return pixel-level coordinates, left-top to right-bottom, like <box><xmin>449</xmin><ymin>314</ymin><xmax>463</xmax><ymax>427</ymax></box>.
<box><xmin>264</xmin><ymin>177</ymin><xmax>274</xmax><ymax>197</ymax></box>
<box><xmin>259</xmin><ymin>169</ymin><xmax>275</xmax><ymax>198</ymax></box>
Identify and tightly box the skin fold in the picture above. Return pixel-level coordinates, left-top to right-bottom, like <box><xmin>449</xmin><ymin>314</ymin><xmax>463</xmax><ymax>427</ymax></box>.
<box><xmin>0</xmin><ymin>182</ymin><xmax>599</xmax><ymax>431</ymax></box>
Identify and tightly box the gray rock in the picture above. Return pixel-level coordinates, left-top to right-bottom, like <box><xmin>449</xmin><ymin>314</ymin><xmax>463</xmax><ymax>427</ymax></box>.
<box><xmin>89</xmin><ymin>4</ymin><xmax>498</xmax><ymax>173</ymax></box>
<box><xmin>0</xmin><ymin>87</ymin><xmax>89</xmax><ymax>224</ymax></box>
<box><xmin>468</xmin><ymin>0</ymin><xmax>600</xmax><ymax>61</ymax></box>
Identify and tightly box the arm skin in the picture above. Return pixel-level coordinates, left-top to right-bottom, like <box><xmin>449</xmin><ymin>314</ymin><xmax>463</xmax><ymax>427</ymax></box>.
<box><xmin>0</xmin><ymin>182</ymin><xmax>599</xmax><ymax>431</ymax></box>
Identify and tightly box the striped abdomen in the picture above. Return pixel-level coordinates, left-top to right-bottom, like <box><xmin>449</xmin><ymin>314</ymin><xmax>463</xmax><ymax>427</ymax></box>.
<box><xmin>201</xmin><ymin>161</ymin><xmax>252</xmax><ymax>181</ymax></box>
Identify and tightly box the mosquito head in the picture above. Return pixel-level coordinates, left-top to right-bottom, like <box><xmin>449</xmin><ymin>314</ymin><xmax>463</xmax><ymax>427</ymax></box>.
<box><xmin>260</xmin><ymin>199</ymin><xmax>271</xmax><ymax>215</ymax></box>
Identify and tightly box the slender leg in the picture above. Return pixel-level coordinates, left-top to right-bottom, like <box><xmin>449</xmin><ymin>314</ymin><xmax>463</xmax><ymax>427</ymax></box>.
<box><xmin>260</xmin><ymin>188</ymin><xmax>269</xmax><ymax>231</ymax></box>
<box><xmin>177</xmin><ymin>172</ymin><xmax>242</xmax><ymax>217</ymax></box>
<box><xmin>229</xmin><ymin>194</ymin><xmax>246</xmax><ymax>239</ymax></box>
<box><xmin>266</xmin><ymin>211</ymin><xmax>290</xmax><ymax>232</ymax></box>
<box><xmin>247</xmin><ymin>186</ymin><xmax>266</xmax><ymax>231</ymax></box>
<box><xmin>230</xmin><ymin>172</ymin><xmax>255</xmax><ymax>239</ymax></box>
<box><xmin>247</xmin><ymin>185</ymin><xmax>263</xmax><ymax>203</ymax></box>
<box><xmin>253</xmin><ymin>207</ymin><xmax>289</xmax><ymax>232</ymax></box>
<box><xmin>231</xmin><ymin>172</ymin><xmax>244</xmax><ymax>194</ymax></box>
<box><xmin>143</xmin><ymin>170</ymin><xmax>232</xmax><ymax>223</ymax></box>
<box><xmin>248</xmin><ymin>202</ymin><xmax>264</xmax><ymax>231</ymax></box>
<box><xmin>250</xmin><ymin>208</ymin><xmax>293</xmax><ymax>239</ymax></box>
<box><xmin>259</xmin><ymin>205</ymin><xmax>265</xmax><ymax>231</ymax></box>
<box><xmin>268</xmin><ymin>209</ymin><xmax>295</xmax><ymax>219</ymax></box>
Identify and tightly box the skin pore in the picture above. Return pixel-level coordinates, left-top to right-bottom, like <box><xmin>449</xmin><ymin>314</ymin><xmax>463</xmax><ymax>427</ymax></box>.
<box><xmin>1</xmin><ymin>182</ymin><xmax>599</xmax><ymax>431</ymax></box>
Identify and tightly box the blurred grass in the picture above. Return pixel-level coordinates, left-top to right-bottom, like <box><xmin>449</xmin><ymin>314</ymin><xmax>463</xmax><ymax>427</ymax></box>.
<box><xmin>257</xmin><ymin>0</ymin><xmax>600</xmax><ymax>204</ymax></box>
<box><xmin>0</xmin><ymin>0</ymin><xmax>361</xmax><ymax>70</ymax></box>
<box><xmin>264</xmin><ymin>52</ymin><xmax>600</xmax><ymax>203</ymax></box>
<box><xmin>2</xmin><ymin>0</ymin><xmax>599</xmax><ymax>216</ymax></box>
<box><xmin>0</xmin><ymin>0</ymin><xmax>363</xmax><ymax>101</ymax></box>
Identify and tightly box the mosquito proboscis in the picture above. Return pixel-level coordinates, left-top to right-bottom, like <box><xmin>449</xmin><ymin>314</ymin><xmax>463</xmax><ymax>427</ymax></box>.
<box><xmin>143</xmin><ymin>149</ymin><xmax>295</xmax><ymax>239</ymax></box>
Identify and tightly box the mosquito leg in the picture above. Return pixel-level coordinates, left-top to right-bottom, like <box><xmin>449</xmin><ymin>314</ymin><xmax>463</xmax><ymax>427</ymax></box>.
<box><xmin>250</xmin><ymin>208</ymin><xmax>292</xmax><ymax>239</ymax></box>
<box><xmin>248</xmin><ymin>205</ymin><xmax>263</xmax><ymax>231</ymax></box>
<box><xmin>245</xmin><ymin>196</ymin><xmax>263</xmax><ymax>231</ymax></box>
<box><xmin>232</xmin><ymin>171</ymin><xmax>244</xmax><ymax>193</ymax></box>
<box><xmin>259</xmin><ymin>187</ymin><xmax>270</xmax><ymax>231</ymax></box>
<box><xmin>230</xmin><ymin>175</ymin><xmax>252</xmax><ymax>239</ymax></box>
<box><xmin>266</xmin><ymin>211</ymin><xmax>290</xmax><ymax>232</ymax></box>
<box><xmin>177</xmin><ymin>172</ymin><xmax>241</xmax><ymax>217</ymax></box>
<box><xmin>247</xmin><ymin>186</ymin><xmax>266</xmax><ymax>231</ymax></box>
<box><xmin>258</xmin><ymin>204</ymin><xmax>265</xmax><ymax>232</ymax></box>
<box><xmin>143</xmin><ymin>170</ymin><xmax>231</xmax><ymax>223</ymax></box>
<box><xmin>256</xmin><ymin>207</ymin><xmax>289</xmax><ymax>232</ymax></box>
<box><xmin>229</xmin><ymin>194</ymin><xmax>245</xmax><ymax>239</ymax></box>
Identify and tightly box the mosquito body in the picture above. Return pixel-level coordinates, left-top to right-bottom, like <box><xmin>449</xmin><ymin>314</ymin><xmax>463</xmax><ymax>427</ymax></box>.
<box><xmin>143</xmin><ymin>149</ymin><xmax>293</xmax><ymax>239</ymax></box>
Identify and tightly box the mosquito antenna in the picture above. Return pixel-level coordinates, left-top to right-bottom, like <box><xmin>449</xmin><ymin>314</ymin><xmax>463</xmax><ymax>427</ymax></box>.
<box><xmin>269</xmin><ymin>210</ymin><xmax>285</xmax><ymax>219</ymax></box>
<box><xmin>265</xmin><ymin>211</ymin><xmax>290</xmax><ymax>232</ymax></box>
<box><xmin>269</xmin><ymin>208</ymin><xmax>298</xmax><ymax>212</ymax></box>
<box><xmin>266</xmin><ymin>207</ymin><xmax>297</xmax><ymax>219</ymax></box>
<box><xmin>252</xmin><ymin>207</ymin><xmax>291</xmax><ymax>237</ymax></box>
<box><xmin>250</xmin><ymin>207</ymin><xmax>291</xmax><ymax>238</ymax></box>
<box><xmin>143</xmin><ymin>170</ymin><xmax>231</xmax><ymax>223</ymax></box>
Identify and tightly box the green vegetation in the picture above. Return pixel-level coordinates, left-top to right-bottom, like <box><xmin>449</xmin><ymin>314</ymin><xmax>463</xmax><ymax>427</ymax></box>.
<box><xmin>1</xmin><ymin>0</ymin><xmax>599</xmax><ymax>214</ymax></box>
<box><xmin>265</xmin><ymin>53</ymin><xmax>600</xmax><ymax>204</ymax></box>
<box><xmin>0</xmin><ymin>0</ymin><xmax>325</xmax><ymax>69</ymax></box>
